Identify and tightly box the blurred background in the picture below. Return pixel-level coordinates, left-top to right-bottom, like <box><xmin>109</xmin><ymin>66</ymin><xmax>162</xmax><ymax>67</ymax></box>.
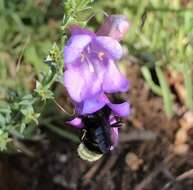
<box><xmin>0</xmin><ymin>0</ymin><xmax>193</xmax><ymax>189</ymax></box>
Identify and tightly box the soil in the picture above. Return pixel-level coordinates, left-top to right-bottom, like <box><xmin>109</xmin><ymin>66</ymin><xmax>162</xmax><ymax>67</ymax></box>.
<box><xmin>0</xmin><ymin>58</ymin><xmax>193</xmax><ymax>190</ymax></box>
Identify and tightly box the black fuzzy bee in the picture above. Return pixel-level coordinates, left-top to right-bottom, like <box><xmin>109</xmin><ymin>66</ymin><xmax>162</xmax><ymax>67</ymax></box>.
<box><xmin>78</xmin><ymin>106</ymin><xmax>122</xmax><ymax>161</ymax></box>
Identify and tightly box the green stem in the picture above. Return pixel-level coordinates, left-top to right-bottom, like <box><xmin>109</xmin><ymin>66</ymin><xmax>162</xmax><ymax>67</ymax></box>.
<box><xmin>119</xmin><ymin>3</ymin><xmax>193</xmax><ymax>13</ymax></box>
<box><xmin>182</xmin><ymin>63</ymin><xmax>193</xmax><ymax>109</ymax></box>
<box><xmin>44</xmin><ymin>123</ymin><xmax>80</xmax><ymax>143</ymax></box>
<box><xmin>156</xmin><ymin>66</ymin><xmax>173</xmax><ymax>118</ymax></box>
<box><xmin>146</xmin><ymin>6</ymin><xmax>193</xmax><ymax>13</ymax></box>
<box><xmin>141</xmin><ymin>66</ymin><xmax>162</xmax><ymax>96</ymax></box>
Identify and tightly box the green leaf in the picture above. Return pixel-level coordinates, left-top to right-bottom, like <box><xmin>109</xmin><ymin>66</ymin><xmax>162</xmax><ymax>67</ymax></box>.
<box><xmin>156</xmin><ymin>66</ymin><xmax>174</xmax><ymax>118</ymax></box>
<box><xmin>0</xmin><ymin>130</ymin><xmax>11</xmax><ymax>151</ymax></box>
<box><xmin>21</xmin><ymin>107</ymin><xmax>40</xmax><ymax>126</ymax></box>
<box><xmin>0</xmin><ymin>0</ymin><xmax>5</xmax><ymax>12</ymax></box>
<box><xmin>35</xmin><ymin>81</ymin><xmax>54</xmax><ymax>101</ymax></box>
<box><xmin>141</xmin><ymin>66</ymin><xmax>162</xmax><ymax>96</ymax></box>
<box><xmin>24</xmin><ymin>44</ymin><xmax>47</xmax><ymax>74</ymax></box>
<box><xmin>182</xmin><ymin>63</ymin><xmax>193</xmax><ymax>109</ymax></box>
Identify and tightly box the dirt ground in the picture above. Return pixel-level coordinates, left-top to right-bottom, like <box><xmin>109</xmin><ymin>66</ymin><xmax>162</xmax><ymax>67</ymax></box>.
<box><xmin>0</xmin><ymin>59</ymin><xmax>193</xmax><ymax>190</ymax></box>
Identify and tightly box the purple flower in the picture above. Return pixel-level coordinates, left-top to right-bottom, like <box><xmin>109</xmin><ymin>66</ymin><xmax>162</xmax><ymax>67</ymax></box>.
<box><xmin>64</xmin><ymin>15</ymin><xmax>130</xmax><ymax>157</ymax></box>
<box><xmin>97</xmin><ymin>15</ymin><xmax>130</xmax><ymax>41</ymax></box>
<box><xmin>64</xmin><ymin>15</ymin><xmax>131</xmax><ymax>151</ymax></box>
<box><xmin>64</xmin><ymin>21</ymin><xmax>129</xmax><ymax>113</ymax></box>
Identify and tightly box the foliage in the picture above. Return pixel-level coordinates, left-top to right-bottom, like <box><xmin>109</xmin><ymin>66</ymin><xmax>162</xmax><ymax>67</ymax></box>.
<box><xmin>0</xmin><ymin>0</ymin><xmax>94</xmax><ymax>151</ymax></box>
<box><xmin>94</xmin><ymin>0</ymin><xmax>193</xmax><ymax>116</ymax></box>
<box><xmin>1</xmin><ymin>0</ymin><xmax>193</xmax><ymax>151</ymax></box>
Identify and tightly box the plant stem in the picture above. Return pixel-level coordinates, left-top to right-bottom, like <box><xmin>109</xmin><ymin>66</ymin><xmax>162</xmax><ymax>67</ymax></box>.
<box><xmin>44</xmin><ymin>123</ymin><xmax>80</xmax><ymax>143</ymax></box>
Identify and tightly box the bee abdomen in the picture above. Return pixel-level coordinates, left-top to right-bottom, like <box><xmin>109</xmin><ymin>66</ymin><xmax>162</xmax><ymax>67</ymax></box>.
<box><xmin>77</xmin><ymin>143</ymin><xmax>102</xmax><ymax>162</ymax></box>
<box><xmin>95</xmin><ymin>127</ymin><xmax>111</xmax><ymax>154</ymax></box>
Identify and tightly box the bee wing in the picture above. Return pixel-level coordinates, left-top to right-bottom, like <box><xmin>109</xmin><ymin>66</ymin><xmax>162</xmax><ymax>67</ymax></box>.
<box><xmin>97</xmin><ymin>15</ymin><xmax>130</xmax><ymax>41</ymax></box>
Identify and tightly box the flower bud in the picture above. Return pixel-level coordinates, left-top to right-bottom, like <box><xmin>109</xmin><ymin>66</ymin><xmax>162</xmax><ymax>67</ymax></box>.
<box><xmin>97</xmin><ymin>15</ymin><xmax>130</xmax><ymax>41</ymax></box>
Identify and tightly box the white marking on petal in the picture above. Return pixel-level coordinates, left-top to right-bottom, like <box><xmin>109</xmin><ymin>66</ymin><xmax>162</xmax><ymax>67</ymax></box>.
<box><xmin>98</xmin><ymin>51</ymin><xmax>105</xmax><ymax>61</ymax></box>
<box><xmin>85</xmin><ymin>56</ymin><xmax>95</xmax><ymax>73</ymax></box>
<box><xmin>80</xmin><ymin>53</ymin><xmax>85</xmax><ymax>62</ymax></box>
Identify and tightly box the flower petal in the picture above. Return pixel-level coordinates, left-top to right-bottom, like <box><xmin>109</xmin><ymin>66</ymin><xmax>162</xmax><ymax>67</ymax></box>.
<box><xmin>69</xmin><ymin>25</ymin><xmax>96</xmax><ymax>37</ymax></box>
<box><xmin>103</xmin><ymin>60</ymin><xmax>129</xmax><ymax>93</ymax></box>
<box><xmin>64</xmin><ymin>63</ymin><xmax>102</xmax><ymax>102</ymax></box>
<box><xmin>109</xmin><ymin>114</ymin><xmax>117</xmax><ymax>125</ymax></box>
<box><xmin>110</xmin><ymin>127</ymin><xmax>119</xmax><ymax>149</ymax></box>
<box><xmin>64</xmin><ymin>34</ymin><xmax>91</xmax><ymax>66</ymax></box>
<box><xmin>67</xmin><ymin>117</ymin><xmax>84</xmax><ymax>129</ymax></box>
<box><xmin>97</xmin><ymin>15</ymin><xmax>130</xmax><ymax>41</ymax></box>
<box><xmin>75</xmin><ymin>93</ymin><xmax>109</xmax><ymax>115</ymax></box>
<box><xmin>64</xmin><ymin>68</ymin><xmax>86</xmax><ymax>102</ymax></box>
<box><xmin>95</xmin><ymin>36</ymin><xmax>123</xmax><ymax>60</ymax></box>
<box><xmin>108</xmin><ymin>101</ymin><xmax>130</xmax><ymax>117</ymax></box>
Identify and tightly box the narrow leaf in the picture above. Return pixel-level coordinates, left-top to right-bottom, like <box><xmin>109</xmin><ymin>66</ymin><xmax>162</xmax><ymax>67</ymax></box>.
<box><xmin>156</xmin><ymin>66</ymin><xmax>173</xmax><ymax>118</ymax></box>
<box><xmin>182</xmin><ymin>63</ymin><xmax>193</xmax><ymax>109</ymax></box>
<box><xmin>141</xmin><ymin>66</ymin><xmax>162</xmax><ymax>96</ymax></box>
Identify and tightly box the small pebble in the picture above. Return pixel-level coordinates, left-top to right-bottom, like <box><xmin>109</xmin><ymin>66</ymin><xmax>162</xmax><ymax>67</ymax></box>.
<box><xmin>125</xmin><ymin>152</ymin><xmax>143</xmax><ymax>171</ymax></box>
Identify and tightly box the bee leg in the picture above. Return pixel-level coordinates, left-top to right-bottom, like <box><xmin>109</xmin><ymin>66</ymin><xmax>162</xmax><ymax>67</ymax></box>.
<box><xmin>81</xmin><ymin>129</ymin><xmax>87</xmax><ymax>141</ymax></box>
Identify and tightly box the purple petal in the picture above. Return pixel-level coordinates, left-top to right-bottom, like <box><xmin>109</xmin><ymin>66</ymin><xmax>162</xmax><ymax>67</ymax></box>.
<box><xmin>64</xmin><ymin>63</ymin><xmax>102</xmax><ymax>102</ymax></box>
<box><xmin>64</xmin><ymin>68</ymin><xmax>86</xmax><ymax>102</ymax></box>
<box><xmin>110</xmin><ymin>127</ymin><xmax>119</xmax><ymax>150</ymax></box>
<box><xmin>95</xmin><ymin>36</ymin><xmax>123</xmax><ymax>60</ymax></box>
<box><xmin>68</xmin><ymin>25</ymin><xmax>96</xmax><ymax>37</ymax></box>
<box><xmin>64</xmin><ymin>34</ymin><xmax>91</xmax><ymax>66</ymax></box>
<box><xmin>103</xmin><ymin>60</ymin><xmax>129</xmax><ymax>93</ymax></box>
<box><xmin>92</xmin><ymin>58</ymin><xmax>106</xmax><ymax>82</ymax></box>
<box><xmin>108</xmin><ymin>102</ymin><xmax>130</xmax><ymax>117</ymax></box>
<box><xmin>97</xmin><ymin>15</ymin><xmax>130</xmax><ymax>41</ymax></box>
<box><xmin>75</xmin><ymin>93</ymin><xmax>109</xmax><ymax>115</ymax></box>
<box><xmin>67</xmin><ymin>117</ymin><xmax>84</xmax><ymax>129</ymax></box>
<box><xmin>109</xmin><ymin>114</ymin><xmax>117</xmax><ymax>125</ymax></box>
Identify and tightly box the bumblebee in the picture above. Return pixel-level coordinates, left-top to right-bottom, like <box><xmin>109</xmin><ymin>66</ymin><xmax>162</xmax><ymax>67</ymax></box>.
<box><xmin>77</xmin><ymin>106</ymin><xmax>121</xmax><ymax>162</ymax></box>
